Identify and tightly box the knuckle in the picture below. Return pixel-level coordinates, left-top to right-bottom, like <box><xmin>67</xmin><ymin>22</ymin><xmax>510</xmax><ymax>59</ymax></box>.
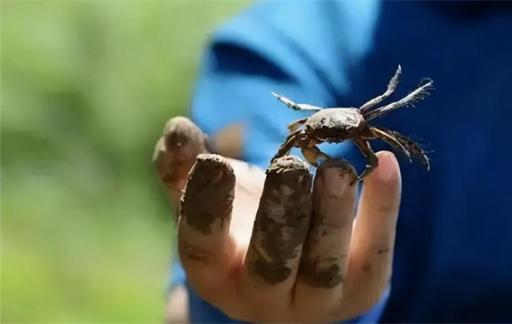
<box><xmin>178</xmin><ymin>239</ymin><xmax>210</xmax><ymax>263</ymax></box>
<box><xmin>299</xmin><ymin>256</ymin><xmax>345</xmax><ymax>288</ymax></box>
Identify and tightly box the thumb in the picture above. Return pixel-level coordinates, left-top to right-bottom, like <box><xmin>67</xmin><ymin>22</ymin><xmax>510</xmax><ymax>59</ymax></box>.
<box><xmin>153</xmin><ymin>116</ymin><xmax>208</xmax><ymax>207</ymax></box>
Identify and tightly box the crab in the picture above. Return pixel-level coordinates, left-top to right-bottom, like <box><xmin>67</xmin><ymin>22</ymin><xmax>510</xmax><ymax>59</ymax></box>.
<box><xmin>271</xmin><ymin>65</ymin><xmax>433</xmax><ymax>181</ymax></box>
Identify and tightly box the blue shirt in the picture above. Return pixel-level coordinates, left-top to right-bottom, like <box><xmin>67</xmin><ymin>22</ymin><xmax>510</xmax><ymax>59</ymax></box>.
<box><xmin>178</xmin><ymin>1</ymin><xmax>512</xmax><ymax>322</ymax></box>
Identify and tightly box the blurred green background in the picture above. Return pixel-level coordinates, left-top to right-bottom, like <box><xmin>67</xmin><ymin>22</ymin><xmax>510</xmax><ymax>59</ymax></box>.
<box><xmin>1</xmin><ymin>0</ymin><xmax>248</xmax><ymax>322</ymax></box>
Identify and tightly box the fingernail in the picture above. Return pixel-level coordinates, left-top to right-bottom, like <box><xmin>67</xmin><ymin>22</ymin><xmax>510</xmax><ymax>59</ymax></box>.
<box><xmin>163</xmin><ymin>116</ymin><xmax>207</xmax><ymax>157</ymax></box>
<box><xmin>317</xmin><ymin>159</ymin><xmax>357</xmax><ymax>191</ymax></box>
<box><xmin>153</xmin><ymin>116</ymin><xmax>208</xmax><ymax>189</ymax></box>
<box><xmin>374</xmin><ymin>151</ymin><xmax>397</xmax><ymax>183</ymax></box>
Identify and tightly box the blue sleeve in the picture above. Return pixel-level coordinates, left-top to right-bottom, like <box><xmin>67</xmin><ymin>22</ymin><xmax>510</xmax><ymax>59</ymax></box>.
<box><xmin>181</xmin><ymin>0</ymin><xmax>389</xmax><ymax>322</ymax></box>
<box><xmin>185</xmin><ymin>276</ymin><xmax>389</xmax><ymax>324</ymax></box>
<box><xmin>190</xmin><ymin>0</ymin><xmax>379</xmax><ymax>168</ymax></box>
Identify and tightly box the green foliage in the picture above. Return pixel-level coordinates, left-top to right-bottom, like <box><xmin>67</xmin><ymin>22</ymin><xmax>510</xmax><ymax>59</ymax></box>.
<box><xmin>1</xmin><ymin>0</ymin><xmax>248</xmax><ymax>322</ymax></box>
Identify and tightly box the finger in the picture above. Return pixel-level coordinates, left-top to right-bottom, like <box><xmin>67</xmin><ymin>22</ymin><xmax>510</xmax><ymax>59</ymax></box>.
<box><xmin>294</xmin><ymin>159</ymin><xmax>357</xmax><ymax>314</ymax></box>
<box><xmin>241</xmin><ymin>156</ymin><xmax>312</xmax><ymax>311</ymax></box>
<box><xmin>178</xmin><ymin>154</ymin><xmax>236</xmax><ymax>264</ymax></box>
<box><xmin>341</xmin><ymin>151</ymin><xmax>402</xmax><ymax>317</ymax></box>
<box><xmin>177</xmin><ymin>154</ymin><xmax>240</xmax><ymax>300</ymax></box>
<box><xmin>153</xmin><ymin>116</ymin><xmax>208</xmax><ymax>205</ymax></box>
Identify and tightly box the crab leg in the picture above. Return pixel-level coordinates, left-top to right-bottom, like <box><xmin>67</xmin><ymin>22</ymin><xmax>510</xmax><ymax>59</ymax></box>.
<box><xmin>271</xmin><ymin>92</ymin><xmax>323</xmax><ymax>111</ymax></box>
<box><xmin>370</xmin><ymin>127</ymin><xmax>412</xmax><ymax>162</ymax></box>
<box><xmin>288</xmin><ymin>117</ymin><xmax>308</xmax><ymax>132</ymax></box>
<box><xmin>301</xmin><ymin>145</ymin><xmax>332</xmax><ymax>167</ymax></box>
<box><xmin>271</xmin><ymin>129</ymin><xmax>301</xmax><ymax>162</ymax></box>
<box><xmin>360</xmin><ymin>65</ymin><xmax>402</xmax><ymax>113</ymax></box>
<box><xmin>355</xmin><ymin>140</ymin><xmax>379</xmax><ymax>181</ymax></box>
<box><xmin>376</xmin><ymin>128</ymin><xmax>431</xmax><ymax>170</ymax></box>
<box><xmin>364</xmin><ymin>79</ymin><xmax>434</xmax><ymax>121</ymax></box>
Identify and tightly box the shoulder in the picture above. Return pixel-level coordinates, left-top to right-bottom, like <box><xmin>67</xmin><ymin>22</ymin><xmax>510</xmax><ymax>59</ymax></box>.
<box><xmin>209</xmin><ymin>0</ymin><xmax>382</xmax><ymax>91</ymax></box>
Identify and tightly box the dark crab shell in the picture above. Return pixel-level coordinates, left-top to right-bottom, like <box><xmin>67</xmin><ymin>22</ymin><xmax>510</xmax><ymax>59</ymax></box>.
<box><xmin>304</xmin><ymin>108</ymin><xmax>367</xmax><ymax>141</ymax></box>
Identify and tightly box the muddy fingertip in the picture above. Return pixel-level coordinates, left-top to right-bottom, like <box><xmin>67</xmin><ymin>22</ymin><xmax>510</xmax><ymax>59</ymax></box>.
<box><xmin>267</xmin><ymin>155</ymin><xmax>310</xmax><ymax>174</ymax></box>
<box><xmin>162</xmin><ymin>116</ymin><xmax>207</xmax><ymax>153</ymax></box>
<box><xmin>265</xmin><ymin>155</ymin><xmax>312</xmax><ymax>193</ymax></box>
<box><xmin>317</xmin><ymin>159</ymin><xmax>358</xmax><ymax>185</ymax></box>
<box><xmin>153</xmin><ymin>116</ymin><xmax>208</xmax><ymax>189</ymax></box>
<box><xmin>181</xmin><ymin>154</ymin><xmax>235</xmax><ymax>235</ymax></box>
<box><xmin>188</xmin><ymin>154</ymin><xmax>234</xmax><ymax>183</ymax></box>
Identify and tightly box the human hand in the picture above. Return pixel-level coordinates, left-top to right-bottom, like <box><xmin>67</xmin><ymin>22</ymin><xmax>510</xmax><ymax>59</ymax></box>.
<box><xmin>153</xmin><ymin>116</ymin><xmax>402</xmax><ymax>322</ymax></box>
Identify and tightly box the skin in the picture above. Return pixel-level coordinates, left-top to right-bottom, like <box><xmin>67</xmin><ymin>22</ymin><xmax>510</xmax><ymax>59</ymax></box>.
<box><xmin>154</xmin><ymin>116</ymin><xmax>402</xmax><ymax>323</ymax></box>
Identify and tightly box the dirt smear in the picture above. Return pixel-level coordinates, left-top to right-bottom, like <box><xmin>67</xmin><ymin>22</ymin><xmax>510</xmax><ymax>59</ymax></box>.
<box><xmin>248</xmin><ymin>156</ymin><xmax>312</xmax><ymax>284</ymax></box>
<box><xmin>299</xmin><ymin>257</ymin><xmax>344</xmax><ymax>288</ymax></box>
<box><xmin>299</xmin><ymin>158</ymin><xmax>357</xmax><ymax>288</ymax></box>
<box><xmin>180</xmin><ymin>154</ymin><xmax>235</xmax><ymax>235</ymax></box>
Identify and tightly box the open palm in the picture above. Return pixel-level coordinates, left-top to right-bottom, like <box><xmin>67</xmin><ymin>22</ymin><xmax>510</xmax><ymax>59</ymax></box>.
<box><xmin>154</xmin><ymin>117</ymin><xmax>402</xmax><ymax>322</ymax></box>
